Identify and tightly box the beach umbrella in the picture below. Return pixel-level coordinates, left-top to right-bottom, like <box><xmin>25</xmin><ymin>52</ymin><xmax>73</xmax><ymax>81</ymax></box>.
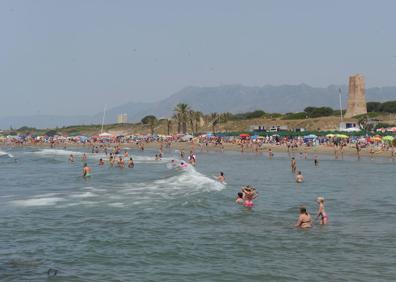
<box><xmin>304</xmin><ymin>134</ymin><xmax>317</xmax><ymax>139</ymax></box>
<box><xmin>371</xmin><ymin>136</ymin><xmax>382</xmax><ymax>142</ymax></box>
<box><xmin>326</xmin><ymin>134</ymin><xmax>335</xmax><ymax>138</ymax></box>
<box><xmin>382</xmin><ymin>136</ymin><xmax>394</xmax><ymax>142</ymax></box>
<box><xmin>335</xmin><ymin>134</ymin><xmax>349</xmax><ymax>139</ymax></box>
<box><xmin>239</xmin><ymin>133</ymin><xmax>250</xmax><ymax>138</ymax></box>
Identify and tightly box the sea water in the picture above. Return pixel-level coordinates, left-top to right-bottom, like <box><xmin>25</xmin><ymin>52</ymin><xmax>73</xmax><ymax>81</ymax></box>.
<box><xmin>0</xmin><ymin>147</ymin><xmax>395</xmax><ymax>281</ymax></box>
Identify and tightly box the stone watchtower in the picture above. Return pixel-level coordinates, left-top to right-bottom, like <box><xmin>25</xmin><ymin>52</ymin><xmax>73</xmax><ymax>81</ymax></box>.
<box><xmin>344</xmin><ymin>74</ymin><xmax>367</xmax><ymax>118</ymax></box>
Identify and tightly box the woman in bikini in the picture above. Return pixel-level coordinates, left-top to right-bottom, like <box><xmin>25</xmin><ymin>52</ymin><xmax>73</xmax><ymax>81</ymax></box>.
<box><xmin>295</xmin><ymin>207</ymin><xmax>312</xmax><ymax>228</ymax></box>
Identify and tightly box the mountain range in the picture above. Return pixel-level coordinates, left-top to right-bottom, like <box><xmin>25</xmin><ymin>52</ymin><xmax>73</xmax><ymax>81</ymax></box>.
<box><xmin>2</xmin><ymin>84</ymin><xmax>396</xmax><ymax>129</ymax></box>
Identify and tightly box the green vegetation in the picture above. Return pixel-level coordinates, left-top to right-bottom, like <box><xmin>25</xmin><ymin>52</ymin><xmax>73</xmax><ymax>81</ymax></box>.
<box><xmin>7</xmin><ymin>100</ymin><xmax>396</xmax><ymax>137</ymax></box>
<box><xmin>141</xmin><ymin>115</ymin><xmax>158</xmax><ymax>135</ymax></box>
<box><xmin>367</xmin><ymin>101</ymin><xmax>396</xmax><ymax>113</ymax></box>
<box><xmin>231</xmin><ymin>110</ymin><xmax>267</xmax><ymax>120</ymax></box>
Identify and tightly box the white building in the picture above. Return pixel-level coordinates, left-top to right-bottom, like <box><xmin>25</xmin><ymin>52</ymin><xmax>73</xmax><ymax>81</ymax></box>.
<box><xmin>339</xmin><ymin>121</ymin><xmax>360</xmax><ymax>132</ymax></box>
<box><xmin>117</xmin><ymin>113</ymin><xmax>128</xmax><ymax>124</ymax></box>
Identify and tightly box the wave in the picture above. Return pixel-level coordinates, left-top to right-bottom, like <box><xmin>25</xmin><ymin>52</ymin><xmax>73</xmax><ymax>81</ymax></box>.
<box><xmin>9</xmin><ymin>166</ymin><xmax>224</xmax><ymax>208</ymax></box>
<box><xmin>0</xmin><ymin>150</ymin><xmax>14</xmax><ymax>158</ymax></box>
<box><xmin>119</xmin><ymin>165</ymin><xmax>225</xmax><ymax>201</ymax></box>
<box><xmin>11</xmin><ymin>197</ymin><xmax>66</xmax><ymax>207</ymax></box>
<box><xmin>31</xmin><ymin>149</ymin><xmax>172</xmax><ymax>164</ymax></box>
<box><xmin>32</xmin><ymin>149</ymin><xmax>83</xmax><ymax>156</ymax></box>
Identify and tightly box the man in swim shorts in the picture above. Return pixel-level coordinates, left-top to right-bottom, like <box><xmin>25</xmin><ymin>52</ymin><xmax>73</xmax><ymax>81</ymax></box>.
<box><xmin>83</xmin><ymin>163</ymin><xmax>91</xmax><ymax>177</ymax></box>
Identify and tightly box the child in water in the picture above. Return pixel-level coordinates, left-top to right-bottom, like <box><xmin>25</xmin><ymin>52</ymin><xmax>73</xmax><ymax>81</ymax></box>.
<box><xmin>316</xmin><ymin>197</ymin><xmax>328</xmax><ymax>225</ymax></box>
<box><xmin>235</xmin><ymin>192</ymin><xmax>244</xmax><ymax>205</ymax></box>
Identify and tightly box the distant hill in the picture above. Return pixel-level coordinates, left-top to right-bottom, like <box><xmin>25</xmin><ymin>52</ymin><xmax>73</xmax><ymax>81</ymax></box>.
<box><xmin>1</xmin><ymin>84</ymin><xmax>396</xmax><ymax>129</ymax></box>
<box><xmin>101</xmin><ymin>84</ymin><xmax>396</xmax><ymax>122</ymax></box>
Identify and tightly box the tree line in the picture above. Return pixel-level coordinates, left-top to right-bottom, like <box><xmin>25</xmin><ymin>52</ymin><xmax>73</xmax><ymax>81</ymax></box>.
<box><xmin>140</xmin><ymin>101</ymin><xmax>396</xmax><ymax>134</ymax></box>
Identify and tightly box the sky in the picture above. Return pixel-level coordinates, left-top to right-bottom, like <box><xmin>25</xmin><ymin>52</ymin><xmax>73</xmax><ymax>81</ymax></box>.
<box><xmin>1</xmin><ymin>0</ymin><xmax>395</xmax><ymax>117</ymax></box>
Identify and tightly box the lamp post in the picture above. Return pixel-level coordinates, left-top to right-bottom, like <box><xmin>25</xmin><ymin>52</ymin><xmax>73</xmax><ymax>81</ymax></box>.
<box><xmin>338</xmin><ymin>88</ymin><xmax>343</xmax><ymax>123</ymax></box>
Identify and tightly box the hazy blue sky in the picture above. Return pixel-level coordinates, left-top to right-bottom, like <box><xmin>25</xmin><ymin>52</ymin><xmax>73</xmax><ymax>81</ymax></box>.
<box><xmin>1</xmin><ymin>0</ymin><xmax>395</xmax><ymax>117</ymax></box>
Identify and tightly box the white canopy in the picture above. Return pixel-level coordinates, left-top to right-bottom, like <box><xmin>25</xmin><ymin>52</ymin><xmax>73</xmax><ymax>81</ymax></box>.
<box><xmin>99</xmin><ymin>132</ymin><xmax>114</xmax><ymax>137</ymax></box>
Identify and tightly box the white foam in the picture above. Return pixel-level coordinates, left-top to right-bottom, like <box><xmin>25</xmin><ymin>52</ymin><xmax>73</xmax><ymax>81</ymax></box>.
<box><xmin>108</xmin><ymin>202</ymin><xmax>125</xmax><ymax>208</ymax></box>
<box><xmin>119</xmin><ymin>165</ymin><xmax>225</xmax><ymax>203</ymax></box>
<box><xmin>12</xmin><ymin>197</ymin><xmax>65</xmax><ymax>207</ymax></box>
<box><xmin>0</xmin><ymin>150</ymin><xmax>13</xmax><ymax>158</ymax></box>
<box><xmin>69</xmin><ymin>192</ymin><xmax>97</xmax><ymax>198</ymax></box>
<box><xmin>33</xmin><ymin>149</ymin><xmax>83</xmax><ymax>156</ymax></box>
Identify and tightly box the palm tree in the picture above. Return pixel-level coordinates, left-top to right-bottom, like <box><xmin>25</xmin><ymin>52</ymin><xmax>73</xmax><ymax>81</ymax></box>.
<box><xmin>209</xmin><ymin>112</ymin><xmax>219</xmax><ymax>134</ymax></box>
<box><xmin>173</xmin><ymin>103</ymin><xmax>190</xmax><ymax>134</ymax></box>
<box><xmin>188</xmin><ymin>110</ymin><xmax>195</xmax><ymax>134</ymax></box>
<box><xmin>194</xmin><ymin>111</ymin><xmax>203</xmax><ymax>134</ymax></box>
<box><xmin>166</xmin><ymin>119</ymin><xmax>172</xmax><ymax>135</ymax></box>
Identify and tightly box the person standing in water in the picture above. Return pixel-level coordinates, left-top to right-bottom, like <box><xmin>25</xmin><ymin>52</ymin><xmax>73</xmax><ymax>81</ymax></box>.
<box><xmin>128</xmin><ymin>157</ymin><xmax>134</xmax><ymax>168</ymax></box>
<box><xmin>68</xmin><ymin>154</ymin><xmax>74</xmax><ymax>163</ymax></box>
<box><xmin>316</xmin><ymin>197</ymin><xmax>328</xmax><ymax>225</ymax></box>
<box><xmin>314</xmin><ymin>155</ymin><xmax>319</xmax><ymax>167</ymax></box>
<box><xmin>268</xmin><ymin>148</ymin><xmax>274</xmax><ymax>159</ymax></box>
<box><xmin>241</xmin><ymin>186</ymin><xmax>257</xmax><ymax>208</ymax></box>
<box><xmin>295</xmin><ymin>207</ymin><xmax>312</xmax><ymax>228</ymax></box>
<box><xmin>295</xmin><ymin>171</ymin><xmax>304</xmax><ymax>183</ymax></box>
<box><xmin>291</xmin><ymin>157</ymin><xmax>297</xmax><ymax>173</ymax></box>
<box><xmin>118</xmin><ymin>157</ymin><xmax>125</xmax><ymax>168</ymax></box>
<box><xmin>82</xmin><ymin>163</ymin><xmax>91</xmax><ymax>177</ymax></box>
<box><xmin>99</xmin><ymin>158</ymin><xmax>105</xmax><ymax>166</ymax></box>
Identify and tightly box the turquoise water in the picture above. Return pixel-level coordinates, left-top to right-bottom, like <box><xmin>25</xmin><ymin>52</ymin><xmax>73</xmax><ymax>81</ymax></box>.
<box><xmin>0</xmin><ymin>147</ymin><xmax>395</xmax><ymax>281</ymax></box>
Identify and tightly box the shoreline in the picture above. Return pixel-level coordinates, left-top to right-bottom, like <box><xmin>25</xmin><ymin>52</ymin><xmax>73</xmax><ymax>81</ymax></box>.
<box><xmin>1</xmin><ymin>141</ymin><xmax>394</xmax><ymax>160</ymax></box>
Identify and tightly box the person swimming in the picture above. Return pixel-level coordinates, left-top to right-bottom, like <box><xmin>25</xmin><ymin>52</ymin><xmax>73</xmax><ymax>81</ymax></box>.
<box><xmin>235</xmin><ymin>192</ymin><xmax>244</xmax><ymax>205</ymax></box>
<box><xmin>99</xmin><ymin>158</ymin><xmax>105</xmax><ymax>166</ymax></box>
<box><xmin>216</xmin><ymin>172</ymin><xmax>225</xmax><ymax>183</ymax></box>
<box><xmin>295</xmin><ymin>207</ymin><xmax>312</xmax><ymax>228</ymax></box>
<box><xmin>295</xmin><ymin>171</ymin><xmax>304</xmax><ymax>183</ymax></box>
<box><xmin>82</xmin><ymin>163</ymin><xmax>91</xmax><ymax>177</ymax></box>
<box><xmin>316</xmin><ymin>197</ymin><xmax>328</xmax><ymax>225</ymax></box>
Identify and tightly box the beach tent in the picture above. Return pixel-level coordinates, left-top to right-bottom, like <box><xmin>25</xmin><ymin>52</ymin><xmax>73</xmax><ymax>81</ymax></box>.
<box><xmin>78</xmin><ymin>136</ymin><xmax>89</xmax><ymax>142</ymax></box>
<box><xmin>99</xmin><ymin>132</ymin><xmax>114</xmax><ymax>137</ymax></box>
<box><xmin>181</xmin><ymin>134</ymin><xmax>194</xmax><ymax>141</ymax></box>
